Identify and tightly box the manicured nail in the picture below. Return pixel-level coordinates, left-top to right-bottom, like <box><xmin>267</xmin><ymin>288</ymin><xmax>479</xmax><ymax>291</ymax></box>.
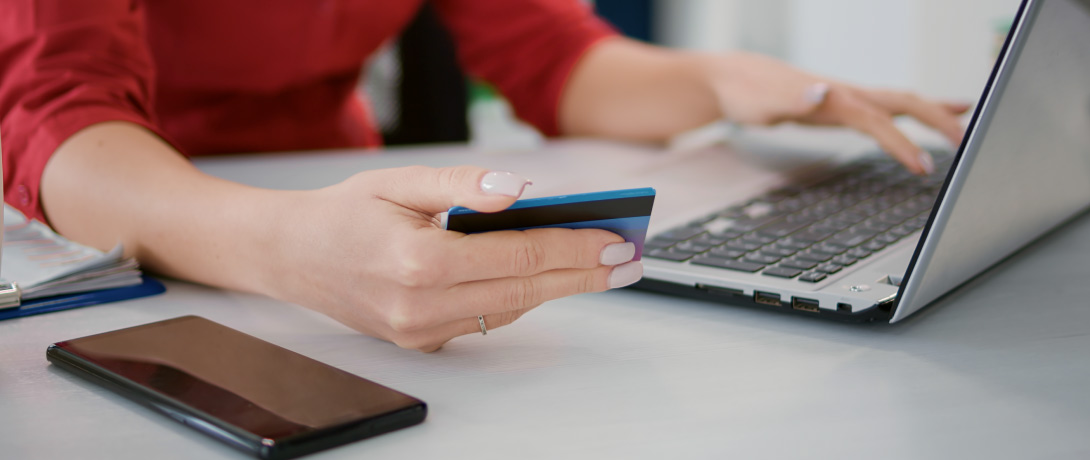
<box><xmin>608</xmin><ymin>261</ymin><xmax>644</xmax><ymax>289</ymax></box>
<box><xmin>480</xmin><ymin>171</ymin><xmax>532</xmax><ymax>197</ymax></box>
<box><xmin>804</xmin><ymin>82</ymin><xmax>831</xmax><ymax>105</ymax></box>
<box><xmin>599</xmin><ymin>242</ymin><xmax>636</xmax><ymax>266</ymax></box>
<box><xmin>918</xmin><ymin>151</ymin><xmax>936</xmax><ymax>175</ymax></box>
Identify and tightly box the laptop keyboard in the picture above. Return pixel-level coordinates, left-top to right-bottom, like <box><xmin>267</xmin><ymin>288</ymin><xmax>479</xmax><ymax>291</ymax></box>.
<box><xmin>645</xmin><ymin>151</ymin><xmax>954</xmax><ymax>283</ymax></box>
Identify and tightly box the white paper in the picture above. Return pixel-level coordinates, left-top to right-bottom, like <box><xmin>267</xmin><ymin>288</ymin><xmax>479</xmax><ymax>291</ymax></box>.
<box><xmin>2</xmin><ymin>205</ymin><xmax>142</xmax><ymax>300</ymax></box>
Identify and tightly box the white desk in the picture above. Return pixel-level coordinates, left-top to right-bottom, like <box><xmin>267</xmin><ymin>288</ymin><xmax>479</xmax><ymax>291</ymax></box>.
<box><xmin>3</xmin><ymin>132</ymin><xmax>1089</xmax><ymax>460</ymax></box>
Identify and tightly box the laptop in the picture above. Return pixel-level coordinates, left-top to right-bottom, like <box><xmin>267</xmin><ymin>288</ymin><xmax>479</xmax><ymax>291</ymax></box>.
<box><xmin>630</xmin><ymin>0</ymin><xmax>1090</xmax><ymax>323</ymax></box>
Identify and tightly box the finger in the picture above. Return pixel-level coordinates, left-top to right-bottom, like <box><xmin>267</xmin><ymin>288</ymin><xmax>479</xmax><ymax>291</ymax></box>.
<box><xmin>385</xmin><ymin>226</ymin><xmax>633</xmax><ymax>295</ymax></box>
<box><xmin>394</xmin><ymin>307</ymin><xmax>537</xmax><ymax>352</ymax></box>
<box><xmin>435</xmin><ymin>227</ymin><xmax>631</xmax><ymax>283</ymax></box>
<box><xmin>829</xmin><ymin>90</ymin><xmax>932</xmax><ymax>175</ymax></box>
<box><xmin>943</xmin><ymin>101</ymin><xmax>974</xmax><ymax>114</ymax></box>
<box><xmin>862</xmin><ymin>90</ymin><xmax>967</xmax><ymax>147</ymax></box>
<box><xmin>372</xmin><ymin>165</ymin><xmax>532</xmax><ymax>215</ymax></box>
<box><xmin>411</xmin><ymin>261</ymin><xmax>644</xmax><ymax>348</ymax></box>
<box><xmin>397</xmin><ymin>261</ymin><xmax>643</xmax><ymax>330</ymax></box>
<box><xmin>452</xmin><ymin>260</ymin><xmax>643</xmax><ymax>316</ymax></box>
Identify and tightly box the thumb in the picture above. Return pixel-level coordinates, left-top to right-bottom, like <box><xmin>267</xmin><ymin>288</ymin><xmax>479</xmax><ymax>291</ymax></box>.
<box><xmin>375</xmin><ymin>165</ymin><xmax>532</xmax><ymax>215</ymax></box>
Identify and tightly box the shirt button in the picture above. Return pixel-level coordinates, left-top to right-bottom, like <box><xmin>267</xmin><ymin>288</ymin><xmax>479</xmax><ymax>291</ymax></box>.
<box><xmin>16</xmin><ymin>184</ymin><xmax>30</xmax><ymax>206</ymax></box>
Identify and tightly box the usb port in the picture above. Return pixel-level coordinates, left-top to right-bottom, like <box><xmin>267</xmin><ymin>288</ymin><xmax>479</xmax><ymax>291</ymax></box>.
<box><xmin>754</xmin><ymin>291</ymin><xmax>782</xmax><ymax>307</ymax></box>
<box><xmin>792</xmin><ymin>297</ymin><xmax>821</xmax><ymax>313</ymax></box>
<box><xmin>699</xmin><ymin>284</ymin><xmax>746</xmax><ymax>299</ymax></box>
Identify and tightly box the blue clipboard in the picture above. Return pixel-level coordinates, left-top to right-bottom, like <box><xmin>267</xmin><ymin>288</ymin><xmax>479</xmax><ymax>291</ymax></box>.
<box><xmin>0</xmin><ymin>275</ymin><xmax>166</xmax><ymax>321</ymax></box>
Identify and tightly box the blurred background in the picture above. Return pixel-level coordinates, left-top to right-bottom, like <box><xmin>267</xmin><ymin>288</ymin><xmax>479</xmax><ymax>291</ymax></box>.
<box><xmin>365</xmin><ymin>0</ymin><xmax>1022</xmax><ymax>150</ymax></box>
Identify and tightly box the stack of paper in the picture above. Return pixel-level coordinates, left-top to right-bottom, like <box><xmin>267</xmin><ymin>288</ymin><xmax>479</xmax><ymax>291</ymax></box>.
<box><xmin>1</xmin><ymin>205</ymin><xmax>143</xmax><ymax>303</ymax></box>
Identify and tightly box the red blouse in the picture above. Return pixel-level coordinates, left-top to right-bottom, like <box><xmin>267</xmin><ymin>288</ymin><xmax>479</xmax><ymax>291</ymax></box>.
<box><xmin>0</xmin><ymin>0</ymin><xmax>615</xmax><ymax>223</ymax></box>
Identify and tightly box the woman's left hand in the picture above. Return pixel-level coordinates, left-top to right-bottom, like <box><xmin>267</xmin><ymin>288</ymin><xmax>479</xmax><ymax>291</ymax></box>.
<box><xmin>561</xmin><ymin>39</ymin><xmax>972</xmax><ymax>175</ymax></box>
<box><xmin>698</xmin><ymin>52</ymin><xmax>972</xmax><ymax>175</ymax></box>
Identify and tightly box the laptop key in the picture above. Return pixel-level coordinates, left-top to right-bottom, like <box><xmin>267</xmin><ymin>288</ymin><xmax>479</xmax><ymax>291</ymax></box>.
<box><xmin>779</xmin><ymin>258</ymin><xmax>818</xmax><ymax>270</ymax></box>
<box><xmin>874</xmin><ymin>233</ymin><xmax>901</xmax><ymax>245</ymax></box>
<box><xmin>724</xmin><ymin>240</ymin><xmax>763</xmax><ymax>252</ymax></box>
<box><xmin>831</xmin><ymin>255</ymin><xmax>858</xmax><ymax>266</ymax></box>
<box><xmin>812</xmin><ymin>242</ymin><xmax>847</xmax><ymax>255</ymax></box>
<box><xmin>815</xmin><ymin>263</ymin><xmax>843</xmax><ymax>274</ymax></box>
<box><xmin>729</xmin><ymin>216</ymin><xmax>783</xmax><ymax>233</ymax></box>
<box><xmin>828</xmin><ymin>231</ymin><xmax>876</xmax><ymax>248</ymax></box>
<box><xmin>744</xmin><ymin>253</ymin><xmax>782</xmax><ymax>265</ymax></box>
<box><xmin>777</xmin><ymin>238</ymin><xmax>813</xmax><ymax>250</ymax></box>
<box><xmin>674</xmin><ymin>242</ymin><xmax>714</xmax><ymax>253</ymax></box>
<box><xmin>647</xmin><ymin>249</ymin><xmax>695</xmax><ymax>262</ymax></box>
<box><xmin>889</xmin><ymin>225</ymin><xmax>917</xmax><ymax>237</ymax></box>
<box><xmin>761</xmin><ymin>246</ymin><xmax>798</xmax><ymax>258</ymax></box>
<box><xmin>645</xmin><ymin>238</ymin><xmax>676</xmax><ymax>250</ymax></box>
<box><xmin>799</xmin><ymin>272</ymin><xmax>829</xmax><ymax>283</ymax></box>
<box><xmin>847</xmin><ymin>248</ymin><xmax>872</xmax><ymax>259</ymax></box>
<box><xmin>763</xmin><ymin>267</ymin><xmax>804</xmax><ymax>279</ymax></box>
<box><xmin>740</xmin><ymin>234</ymin><xmax>777</xmax><ymax>245</ymax></box>
<box><xmin>862</xmin><ymin>240</ymin><xmax>887</xmax><ymax>252</ymax></box>
<box><xmin>657</xmin><ymin>227</ymin><xmax>706</xmax><ymax>242</ymax></box>
<box><xmin>712</xmin><ymin>230</ymin><xmax>745</xmax><ymax>240</ymax></box>
<box><xmin>757</xmin><ymin>220</ymin><xmax>810</xmax><ymax>238</ymax></box>
<box><xmin>710</xmin><ymin>247</ymin><xmax>747</xmax><ymax>259</ymax></box>
<box><xmin>800</xmin><ymin>249</ymin><xmax>837</xmax><ymax>261</ymax></box>
<box><xmin>693</xmin><ymin>234</ymin><xmax>731</xmax><ymax>246</ymax></box>
<box><xmin>687</xmin><ymin>214</ymin><xmax>719</xmax><ymax>226</ymax></box>
<box><xmin>818</xmin><ymin>219</ymin><xmax>854</xmax><ymax>232</ymax></box>
<box><xmin>691</xmin><ymin>257</ymin><xmax>765</xmax><ymax>273</ymax></box>
<box><xmin>792</xmin><ymin>227</ymin><xmax>838</xmax><ymax>243</ymax></box>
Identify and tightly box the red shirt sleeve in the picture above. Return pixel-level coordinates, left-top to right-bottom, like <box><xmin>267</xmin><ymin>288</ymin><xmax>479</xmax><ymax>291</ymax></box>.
<box><xmin>432</xmin><ymin>0</ymin><xmax>617</xmax><ymax>137</ymax></box>
<box><xmin>0</xmin><ymin>1</ymin><xmax>172</xmax><ymax>224</ymax></box>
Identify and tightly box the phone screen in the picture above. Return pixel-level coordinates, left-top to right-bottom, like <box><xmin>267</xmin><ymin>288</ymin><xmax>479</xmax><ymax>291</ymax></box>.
<box><xmin>47</xmin><ymin>316</ymin><xmax>425</xmax><ymax>459</ymax></box>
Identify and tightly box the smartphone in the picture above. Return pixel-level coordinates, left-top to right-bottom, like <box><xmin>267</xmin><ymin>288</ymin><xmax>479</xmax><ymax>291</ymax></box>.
<box><xmin>442</xmin><ymin>187</ymin><xmax>657</xmax><ymax>259</ymax></box>
<box><xmin>46</xmin><ymin>316</ymin><xmax>426</xmax><ymax>460</ymax></box>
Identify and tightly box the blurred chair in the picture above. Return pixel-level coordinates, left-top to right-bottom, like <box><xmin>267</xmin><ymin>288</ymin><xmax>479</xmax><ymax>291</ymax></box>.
<box><xmin>381</xmin><ymin>3</ymin><xmax>470</xmax><ymax>146</ymax></box>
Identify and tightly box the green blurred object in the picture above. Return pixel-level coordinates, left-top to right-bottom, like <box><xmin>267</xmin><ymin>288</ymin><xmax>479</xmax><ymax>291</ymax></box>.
<box><xmin>994</xmin><ymin>17</ymin><xmax>1014</xmax><ymax>57</ymax></box>
<box><xmin>468</xmin><ymin>80</ymin><xmax>499</xmax><ymax>104</ymax></box>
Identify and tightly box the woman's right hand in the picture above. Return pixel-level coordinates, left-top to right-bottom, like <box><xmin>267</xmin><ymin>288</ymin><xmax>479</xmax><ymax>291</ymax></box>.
<box><xmin>42</xmin><ymin>123</ymin><xmax>639</xmax><ymax>352</ymax></box>
<box><xmin>273</xmin><ymin>165</ymin><xmax>643</xmax><ymax>352</ymax></box>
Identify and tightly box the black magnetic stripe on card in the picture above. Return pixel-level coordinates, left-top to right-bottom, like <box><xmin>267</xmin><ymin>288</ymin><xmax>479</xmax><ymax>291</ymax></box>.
<box><xmin>446</xmin><ymin>195</ymin><xmax>656</xmax><ymax>234</ymax></box>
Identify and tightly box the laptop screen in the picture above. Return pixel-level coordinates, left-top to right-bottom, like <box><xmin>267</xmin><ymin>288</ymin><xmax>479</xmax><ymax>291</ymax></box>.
<box><xmin>894</xmin><ymin>0</ymin><xmax>1090</xmax><ymax>321</ymax></box>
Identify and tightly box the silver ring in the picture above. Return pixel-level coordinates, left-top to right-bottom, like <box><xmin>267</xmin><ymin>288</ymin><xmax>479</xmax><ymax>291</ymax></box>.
<box><xmin>478</xmin><ymin>315</ymin><xmax>487</xmax><ymax>335</ymax></box>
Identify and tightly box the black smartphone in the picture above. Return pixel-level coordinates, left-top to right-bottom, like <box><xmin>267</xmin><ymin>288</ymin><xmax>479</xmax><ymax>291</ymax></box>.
<box><xmin>46</xmin><ymin>316</ymin><xmax>426</xmax><ymax>460</ymax></box>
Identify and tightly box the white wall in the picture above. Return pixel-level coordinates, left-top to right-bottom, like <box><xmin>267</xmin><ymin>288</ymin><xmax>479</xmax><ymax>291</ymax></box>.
<box><xmin>654</xmin><ymin>0</ymin><xmax>741</xmax><ymax>51</ymax></box>
<box><xmin>655</xmin><ymin>0</ymin><xmax>1023</xmax><ymax>101</ymax></box>
<box><xmin>911</xmin><ymin>0</ymin><xmax>1022</xmax><ymax>100</ymax></box>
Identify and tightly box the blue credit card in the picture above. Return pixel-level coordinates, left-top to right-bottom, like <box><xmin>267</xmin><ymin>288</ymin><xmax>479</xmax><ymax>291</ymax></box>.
<box><xmin>443</xmin><ymin>187</ymin><xmax>657</xmax><ymax>260</ymax></box>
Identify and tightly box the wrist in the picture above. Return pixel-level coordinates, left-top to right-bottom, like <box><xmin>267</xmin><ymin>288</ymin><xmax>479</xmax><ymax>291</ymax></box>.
<box><xmin>240</xmin><ymin>188</ymin><xmax>320</xmax><ymax>305</ymax></box>
<box><xmin>686</xmin><ymin>51</ymin><xmax>752</xmax><ymax>121</ymax></box>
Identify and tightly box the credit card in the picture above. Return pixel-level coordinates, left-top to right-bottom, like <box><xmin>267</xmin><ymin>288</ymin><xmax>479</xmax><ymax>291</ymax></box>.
<box><xmin>442</xmin><ymin>187</ymin><xmax>657</xmax><ymax>260</ymax></box>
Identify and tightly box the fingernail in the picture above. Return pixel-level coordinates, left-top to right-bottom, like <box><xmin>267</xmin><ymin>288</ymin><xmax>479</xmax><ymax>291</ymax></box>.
<box><xmin>804</xmin><ymin>82</ymin><xmax>831</xmax><ymax>105</ymax></box>
<box><xmin>599</xmin><ymin>242</ymin><xmax>636</xmax><ymax>266</ymax></box>
<box><xmin>918</xmin><ymin>151</ymin><xmax>936</xmax><ymax>175</ymax></box>
<box><xmin>608</xmin><ymin>261</ymin><xmax>644</xmax><ymax>289</ymax></box>
<box><xmin>480</xmin><ymin>171</ymin><xmax>532</xmax><ymax>197</ymax></box>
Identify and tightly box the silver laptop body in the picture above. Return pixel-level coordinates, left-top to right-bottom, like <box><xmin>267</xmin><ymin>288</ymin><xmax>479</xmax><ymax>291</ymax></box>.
<box><xmin>635</xmin><ymin>0</ymin><xmax>1090</xmax><ymax>323</ymax></box>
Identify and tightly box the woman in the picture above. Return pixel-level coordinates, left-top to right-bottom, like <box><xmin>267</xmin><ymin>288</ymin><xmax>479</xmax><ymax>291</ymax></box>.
<box><xmin>0</xmin><ymin>1</ymin><xmax>967</xmax><ymax>351</ymax></box>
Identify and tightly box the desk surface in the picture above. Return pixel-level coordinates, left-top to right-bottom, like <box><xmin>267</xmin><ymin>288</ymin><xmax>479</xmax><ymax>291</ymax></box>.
<box><xmin>3</xmin><ymin>131</ymin><xmax>1089</xmax><ymax>460</ymax></box>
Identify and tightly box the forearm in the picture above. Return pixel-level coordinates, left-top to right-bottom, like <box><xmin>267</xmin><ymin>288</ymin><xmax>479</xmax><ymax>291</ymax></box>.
<box><xmin>559</xmin><ymin>37</ymin><xmax>722</xmax><ymax>142</ymax></box>
<box><xmin>40</xmin><ymin>121</ymin><xmax>299</xmax><ymax>296</ymax></box>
